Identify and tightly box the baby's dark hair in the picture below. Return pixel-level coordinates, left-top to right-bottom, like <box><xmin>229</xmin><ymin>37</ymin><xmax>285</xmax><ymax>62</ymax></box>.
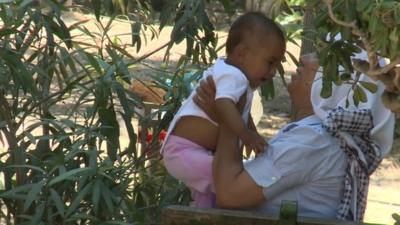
<box><xmin>226</xmin><ymin>12</ymin><xmax>285</xmax><ymax>55</ymax></box>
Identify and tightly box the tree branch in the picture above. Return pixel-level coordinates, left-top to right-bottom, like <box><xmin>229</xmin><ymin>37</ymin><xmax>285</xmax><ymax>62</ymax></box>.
<box><xmin>353</xmin><ymin>57</ymin><xmax>400</xmax><ymax>77</ymax></box>
<box><xmin>324</xmin><ymin>0</ymin><xmax>379</xmax><ymax>70</ymax></box>
<box><xmin>368</xmin><ymin>57</ymin><xmax>400</xmax><ymax>76</ymax></box>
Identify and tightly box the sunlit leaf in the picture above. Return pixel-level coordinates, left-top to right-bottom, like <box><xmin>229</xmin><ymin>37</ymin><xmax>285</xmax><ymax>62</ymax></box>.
<box><xmin>356</xmin><ymin>85</ymin><xmax>367</xmax><ymax>102</ymax></box>
<box><xmin>359</xmin><ymin>81</ymin><xmax>378</xmax><ymax>93</ymax></box>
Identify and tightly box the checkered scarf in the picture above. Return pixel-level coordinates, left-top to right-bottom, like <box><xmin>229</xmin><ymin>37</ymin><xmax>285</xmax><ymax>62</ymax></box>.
<box><xmin>322</xmin><ymin>107</ymin><xmax>382</xmax><ymax>221</ymax></box>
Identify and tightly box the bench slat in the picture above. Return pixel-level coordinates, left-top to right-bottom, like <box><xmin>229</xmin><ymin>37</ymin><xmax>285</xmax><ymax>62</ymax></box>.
<box><xmin>161</xmin><ymin>205</ymin><xmax>374</xmax><ymax>225</ymax></box>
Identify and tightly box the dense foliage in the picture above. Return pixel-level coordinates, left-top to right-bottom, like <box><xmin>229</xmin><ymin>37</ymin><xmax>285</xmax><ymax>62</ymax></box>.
<box><xmin>0</xmin><ymin>0</ymin><xmax>399</xmax><ymax>224</ymax></box>
<box><xmin>0</xmin><ymin>0</ymin><xmax>230</xmax><ymax>224</ymax></box>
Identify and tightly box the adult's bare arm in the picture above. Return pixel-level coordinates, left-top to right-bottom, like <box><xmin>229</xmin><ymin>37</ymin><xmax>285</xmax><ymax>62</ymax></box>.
<box><xmin>194</xmin><ymin>77</ymin><xmax>265</xmax><ymax>208</ymax></box>
<box><xmin>213</xmin><ymin>110</ymin><xmax>265</xmax><ymax>208</ymax></box>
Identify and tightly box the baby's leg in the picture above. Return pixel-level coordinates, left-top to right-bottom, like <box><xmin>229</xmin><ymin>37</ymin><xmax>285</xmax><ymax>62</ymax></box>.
<box><xmin>163</xmin><ymin>134</ymin><xmax>215</xmax><ymax>208</ymax></box>
<box><xmin>191</xmin><ymin>190</ymin><xmax>216</xmax><ymax>208</ymax></box>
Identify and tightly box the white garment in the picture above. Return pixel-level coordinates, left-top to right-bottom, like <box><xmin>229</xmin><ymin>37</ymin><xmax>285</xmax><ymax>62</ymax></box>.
<box><xmin>311</xmin><ymin>51</ymin><xmax>395</xmax><ymax>157</ymax></box>
<box><xmin>310</xmin><ymin>50</ymin><xmax>395</xmax><ymax>220</ymax></box>
<box><xmin>244</xmin><ymin>115</ymin><xmax>347</xmax><ymax>219</ymax></box>
<box><xmin>162</xmin><ymin>58</ymin><xmax>254</xmax><ymax>150</ymax></box>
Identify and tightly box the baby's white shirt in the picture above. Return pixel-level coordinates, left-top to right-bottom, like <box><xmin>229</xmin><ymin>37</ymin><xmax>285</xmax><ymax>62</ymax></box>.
<box><xmin>162</xmin><ymin>58</ymin><xmax>254</xmax><ymax>150</ymax></box>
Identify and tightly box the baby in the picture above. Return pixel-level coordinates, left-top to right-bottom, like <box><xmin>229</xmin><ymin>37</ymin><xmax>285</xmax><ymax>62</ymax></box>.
<box><xmin>162</xmin><ymin>12</ymin><xmax>286</xmax><ymax>208</ymax></box>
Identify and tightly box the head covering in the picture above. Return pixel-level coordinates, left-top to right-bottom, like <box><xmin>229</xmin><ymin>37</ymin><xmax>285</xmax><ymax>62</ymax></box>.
<box><xmin>310</xmin><ymin>50</ymin><xmax>395</xmax><ymax>221</ymax></box>
<box><xmin>311</xmin><ymin>50</ymin><xmax>395</xmax><ymax>157</ymax></box>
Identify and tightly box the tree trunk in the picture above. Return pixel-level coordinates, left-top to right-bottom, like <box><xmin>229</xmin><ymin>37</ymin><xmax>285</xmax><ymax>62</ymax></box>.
<box><xmin>244</xmin><ymin>0</ymin><xmax>271</xmax><ymax>12</ymax></box>
<box><xmin>300</xmin><ymin>1</ymin><xmax>316</xmax><ymax>56</ymax></box>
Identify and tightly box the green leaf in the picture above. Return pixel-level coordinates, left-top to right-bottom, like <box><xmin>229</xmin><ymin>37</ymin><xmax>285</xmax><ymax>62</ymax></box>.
<box><xmin>357</xmin><ymin>85</ymin><xmax>367</xmax><ymax>102</ymax></box>
<box><xmin>92</xmin><ymin>0</ymin><xmax>101</xmax><ymax>21</ymax></box>
<box><xmin>395</xmin><ymin>7</ymin><xmax>400</xmax><ymax>24</ymax></box>
<box><xmin>0</xmin><ymin>28</ymin><xmax>16</xmax><ymax>36</ymax></box>
<box><xmin>286</xmin><ymin>50</ymin><xmax>299</xmax><ymax>67</ymax></box>
<box><xmin>55</xmin><ymin>17</ymin><xmax>73</xmax><ymax>49</ymax></box>
<box><xmin>50</xmin><ymin>188</ymin><xmax>65</xmax><ymax>217</ymax></box>
<box><xmin>260</xmin><ymin>80</ymin><xmax>275</xmax><ymax>100</ymax></box>
<box><xmin>65</xmin><ymin>213</ymin><xmax>101</xmax><ymax>223</ymax></box>
<box><xmin>66</xmin><ymin>182</ymin><xmax>92</xmax><ymax>216</ymax></box>
<box><xmin>101</xmin><ymin>183</ymin><xmax>114</xmax><ymax>213</ymax></box>
<box><xmin>131</xmin><ymin>22</ymin><xmax>142</xmax><ymax>53</ymax></box>
<box><xmin>217</xmin><ymin>0</ymin><xmax>231</xmax><ymax>12</ymax></box>
<box><xmin>48</xmin><ymin>167</ymin><xmax>93</xmax><ymax>186</ymax></box>
<box><xmin>106</xmin><ymin>47</ymin><xmax>130</xmax><ymax>83</ymax></box>
<box><xmin>320</xmin><ymin>76</ymin><xmax>332</xmax><ymax>98</ymax></box>
<box><xmin>356</xmin><ymin>0</ymin><xmax>370</xmax><ymax>12</ymax></box>
<box><xmin>0</xmin><ymin>183</ymin><xmax>33</xmax><ymax>199</ymax></box>
<box><xmin>28</xmin><ymin>202</ymin><xmax>45</xmax><ymax>225</ymax></box>
<box><xmin>92</xmin><ymin>180</ymin><xmax>101</xmax><ymax>214</ymax></box>
<box><xmin>340</xmin><ymin>73</ymin><xmax>351</xmax><ymax>81</ymax></box>
<box><xmin>24</xmin><ymin>180</ymin><xmax>45</xmax><ymax>212</ymax></box>
<box><xmin>0</xmin><ymin>0</ymin><xmax>13</xmax><ymax>3</ymax></box>
<box><xmin>18</xmin><ymin>0</ymin><xmax>33</xmax><ymax>8</ymax></box>
<box><xmin>359</xmin><ymin>81</ymin><xmax>378</xmax><ymax>93</ymax></box>
<box><xmin>353</xmin><ymin>85</ymin><xmax>367</xmax><ymax>106</ymax></box>
<box><xmin>98</xmin><ymin>105</ymin><xmax>119</xmax><ymax>161</ymax></box>
<box><xmin>112</xmin><ymin>82</ymin><xmax>132</xmax><ymax>117</ymax></box>
<box><xmin>103</xmin><ymin>221</ymin><xmax>132</xmax><ymax>225</ymax></box>
<box><xmin>1</xmin><ymin>50</ymin><xmax>36</xmax><ymax>95</ymax></box>
<box><xmin>393</xmin><ymin>213</ymin><xmax>400</xmax><ymax>225</ymax></box>
<box><xmin>43</xmin><ymin>15</ymin><xmax>55</xmax><ymax>54</ymax></box>
<box><xmin>6</xmin><ymin>164</ymin><xmax>45</xmax><ymax>174</ymax></box>
<box><xmin>84</xmin><ymin>52</ymin><xmax>102</xmax><ymax>74</ymax></box>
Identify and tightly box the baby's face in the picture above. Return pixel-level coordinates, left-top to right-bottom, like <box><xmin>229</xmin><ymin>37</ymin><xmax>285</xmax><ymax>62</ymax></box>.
<box><xmin>241</xmin><ymin>35</ymin><xmax>285</xmax><ymax>88</ymax></box>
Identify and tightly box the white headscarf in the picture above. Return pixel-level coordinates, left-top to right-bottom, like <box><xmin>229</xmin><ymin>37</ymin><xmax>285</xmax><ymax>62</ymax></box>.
<box><xmin>311</xmin><ymin>50</ymin><xmax>395</xmax><ymax>157</ymax></box>
<box><xmin>310</xmin><ymin>49</ymin><xmax>395</xmax><ymax>221</ymax></box>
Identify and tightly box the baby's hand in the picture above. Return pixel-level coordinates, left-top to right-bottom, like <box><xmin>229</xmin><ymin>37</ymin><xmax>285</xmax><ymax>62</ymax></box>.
<box><xmin>241</xmin><ymin>129</ymin><xmax>267</xmax><ymax>157</ymax></box>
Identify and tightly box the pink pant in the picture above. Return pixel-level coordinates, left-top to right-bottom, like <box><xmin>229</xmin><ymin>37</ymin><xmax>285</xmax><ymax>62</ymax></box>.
<box><xmin>162</xmin><ymin>134</ymin><xmax>215</xmax><ymax>208</ymax></box>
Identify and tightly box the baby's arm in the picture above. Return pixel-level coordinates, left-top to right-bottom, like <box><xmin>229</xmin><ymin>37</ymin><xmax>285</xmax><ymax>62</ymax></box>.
<box><xmin>246</xmin><ymin>115</ymin><xmax>267</xmax><ymax>157</ymax></box>
<box><xmin>215</xmin><ymin>98</ymin><xmax>266</xmax><ymax>153</ymax></box>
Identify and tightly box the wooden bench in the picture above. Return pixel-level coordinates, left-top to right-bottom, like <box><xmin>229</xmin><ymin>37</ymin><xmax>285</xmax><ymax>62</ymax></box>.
<box><xmin>161</xmin><ymin>201</ymin><xmax>372</xmax><ymax>225</ymax></box>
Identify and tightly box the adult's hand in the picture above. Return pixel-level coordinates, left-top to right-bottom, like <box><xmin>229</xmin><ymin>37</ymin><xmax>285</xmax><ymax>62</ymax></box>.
<box><xmin>289</xmin><ymin>53</ymin><xmax>320</xmax><ymax>119</ymax></box>
<box><xmin>193</xmin><ymin>76</ymin><xmax>220</xmax><ymax>122</ymax></box>
<box><xmin>297</xmin><ymin>53</ymin><xmax>319</xmax><ymax>81</ymax></box>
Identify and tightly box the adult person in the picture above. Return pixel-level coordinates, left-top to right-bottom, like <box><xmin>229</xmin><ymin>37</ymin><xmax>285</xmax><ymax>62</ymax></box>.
<box><xmin>193</xmin><ymin>53</ymin><xmax>394</xmax><ymax>220</ymax></box>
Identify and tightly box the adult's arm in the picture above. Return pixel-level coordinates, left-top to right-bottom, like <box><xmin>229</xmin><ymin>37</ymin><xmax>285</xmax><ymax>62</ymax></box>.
<box><xmin>195</xmin><ymin>77</ymin><xmax>265</xmax><ymax>208</ymax></box>
<box><xmin>212</xmin><ymin>123</ymin><xmax>266</xmax><ymax>208</ymax></box>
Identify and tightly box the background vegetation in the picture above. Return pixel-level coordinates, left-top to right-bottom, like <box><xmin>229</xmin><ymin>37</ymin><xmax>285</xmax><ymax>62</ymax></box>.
<box><xmin>0</xmin><ymin>0</ymin><xmax>398</xmax><ymax>224</ymax></box>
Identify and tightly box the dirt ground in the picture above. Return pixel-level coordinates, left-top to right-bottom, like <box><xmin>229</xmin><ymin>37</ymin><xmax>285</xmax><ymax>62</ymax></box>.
<box><xmin>1</xmin><ymin>11</ymin><xmax>398</xmax><ymax>224</ymax></box>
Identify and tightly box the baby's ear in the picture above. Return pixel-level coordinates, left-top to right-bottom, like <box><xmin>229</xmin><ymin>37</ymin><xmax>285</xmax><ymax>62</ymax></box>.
<box><xmin>232</xmin><ymin>42</ymin><xmax>249</xmax><ymax>64</ymax></box>
<box><xmin>238</xmin><ymin>43</ymin><xmax>249</xmax><ymax>56</ymax></box>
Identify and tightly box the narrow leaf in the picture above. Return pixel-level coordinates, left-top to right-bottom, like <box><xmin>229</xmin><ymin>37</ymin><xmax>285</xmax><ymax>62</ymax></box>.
<box><xmin>92</xmin><ymin>0</ymin><xmax>101</xmax><ymax>21</ymax></box>
<box><xmin>50</xmin><ymin>188</ymin><xmax>65</xmax><ymax>217</ymax></box>
<box><xmin>23</xmin><ymin>180</ymin><xmax>45</xmax><ymax>212</ymax></box>
<box><xmin>48</xmin><ymin>167</ymin><xmax>92</xmax><ymax>186</ymax></box>
<box><xmin>66</xmin><ymin>182</ymin><xmax>92</xmax><ymax>216</ymax></box>
<box><xmin>92</xmin><ymin>180</ymin><xmax>101</xmax><ymax>214</ymax></box>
